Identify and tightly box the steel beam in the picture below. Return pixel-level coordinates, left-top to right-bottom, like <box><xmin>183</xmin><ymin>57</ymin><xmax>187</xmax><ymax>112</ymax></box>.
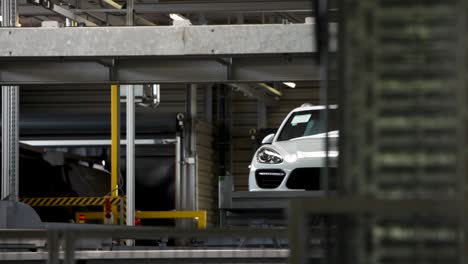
<box><xmin>48</xmin><ymin>4</ymin><xmax>97</xmax><ymax>26</ymax></box>
<box><xmin>0</xmin><ymin>56</ymin><xmax>318</xmax><ymax>84</ymax></box>
<box><xmin>21</xmin><ymin>1</ymin><xmax>315</xmax><ymax>15</ymax></box>
<box><xmin>18</xmin><ymin>5</ymin><xmax>54</xmax><ymax>16</ymax></box>
<box><xmin>132</xmin><ymin>1</ymin><xmax>313</xmax><ymax>13</ymax></box>
<box><xmin>0</xmin><ymin>24</ymin><xmax>316</xmax><ymax>57</ymax></box>
<box><xmin>18</xmin><ymin>1</ymin><xmax>155</xmax><ymax>26</ymax></box>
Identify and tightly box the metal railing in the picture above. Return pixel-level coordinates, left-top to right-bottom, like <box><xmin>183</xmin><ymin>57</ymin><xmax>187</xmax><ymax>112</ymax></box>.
<box><xmin>0</xmin><ymin>227</ymin><xmax>288</xmax><ymax>264</ymax></box>
<box><xmin>75</xmin><ymin>210</ymin><xmax>208</xmax><ymax>229</ymax></box>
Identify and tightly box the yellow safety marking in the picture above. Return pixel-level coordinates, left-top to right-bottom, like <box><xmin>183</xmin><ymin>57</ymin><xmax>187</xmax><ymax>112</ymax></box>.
<box><xmin>136</xmin><ymin>211</ymin><xmax>207</xmax><ymax>229</ymax></box>
<box><xmin>111</xmin><ymin>84</ymin><xmax>120</xmax><ymax>198</ymax></box>
<box><xmin>20</xmin><ymin>196</ymin><xmax>125</xmax><ymax>207</ymax></box>
<box><xmin>111</xmin><ymin>85</ymin><xmax>120</xmax><ymax>224</ymax></box>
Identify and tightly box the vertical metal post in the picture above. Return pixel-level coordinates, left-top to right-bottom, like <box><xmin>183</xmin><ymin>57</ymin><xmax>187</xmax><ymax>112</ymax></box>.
<box><xmin>110</xmin><ymin>85</ymin><xmax>120</xmax><ymax>198</ymax></box>
<box><xmin>186</xmin><ymin>84</ymin><xmax>197</xmax><ymax>211</ymax></box>
<box><xmin>63</xmin><ymin>232</ymin><xmax>75</xmax><ymax>264</ymax></box>
<box><xmin>1</xmin><ymin>0</ymin><xmax>17</xmax><ymax>27</ymax></box>
<box><xmin>47</xmin><ymin>229</ymin><xmax>59</xmax><ymax>264</ymax></box>
<box><xmin>288</xmin><ymin>201</ymin><xmax>308</xmax><ymax>264</ymax></box>
<box><xmin>126</xmin><ymin>85</ymin><xmax>135</xmax><ymax>229</ymax></box>
<box><xmin>1</xmin><ymin>1</ymin><xmax>19</xmax><ymax>201</ymax></box>
<box><xmin>181</xmin><ymin>145</ymin><xmax>187</xmax><ymax>211</ymax></box>
<box><xmin>126</xmin><ymin>0</ymin><xmax>134</xmax><ymax>26</ymax></box>
<box><xmin>175</xmin><ymin>136</ymin><xmax>182</xmax><ymax>210</ymax></box>
<box><xmin>317</xmin><ymin>0</ymin><xmax>330</xmax><ymax>194</ymax></box>
<box><xmin>1</xmin><ymin>87</ymin><xmax>19</xmax><ymax>201</ymax></box>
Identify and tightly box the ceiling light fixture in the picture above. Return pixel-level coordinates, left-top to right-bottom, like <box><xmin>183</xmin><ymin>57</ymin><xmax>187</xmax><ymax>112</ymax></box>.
<box><xmin>170</xmin><ymin>13</ymin><xmax>187</xmax><ymax>21</ymax></box>
<box><xmin>283</xmin><ymin>82</ymin><xmax>296</xmax><ymax>88</ymax></box>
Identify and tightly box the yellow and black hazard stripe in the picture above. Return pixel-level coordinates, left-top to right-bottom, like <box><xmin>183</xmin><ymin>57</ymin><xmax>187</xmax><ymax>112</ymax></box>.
<box><xmin>20</xmin><ymin>196</ymin><xmax>122</xmax><ymax>207</ymax></box>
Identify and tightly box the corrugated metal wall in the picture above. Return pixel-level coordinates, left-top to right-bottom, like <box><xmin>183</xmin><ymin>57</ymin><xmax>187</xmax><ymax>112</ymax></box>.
<box><xmin>231</xmin><ymin>82</ymin><xmax>321</xmax><ymax>190</ymax></box>
<box><xmin>20</xmin><ymin>84</ymin><xmax>192</xmax><ymax>115</ymax></box>
<box><xmin>196</xmin><ymin>121</ymin><xmax>217</xmax><ymax>226</ymax></box>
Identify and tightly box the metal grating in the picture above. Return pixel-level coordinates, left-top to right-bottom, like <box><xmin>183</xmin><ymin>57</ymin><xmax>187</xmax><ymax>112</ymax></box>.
<box><xmin>340</xmin><ymin>0</ymin><xmax>466</xmax><ymax>263</ymax></box>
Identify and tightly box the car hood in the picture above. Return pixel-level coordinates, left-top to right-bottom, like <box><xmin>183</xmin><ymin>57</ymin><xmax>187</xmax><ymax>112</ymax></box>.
<box><xmin>273</xmin><ymin>135</ymin><xmax>338</xmax><ymax>160</ymax></box>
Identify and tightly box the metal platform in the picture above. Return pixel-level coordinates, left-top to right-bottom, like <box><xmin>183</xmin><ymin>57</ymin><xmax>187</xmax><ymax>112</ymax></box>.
<box><xmin>219</xmin><ymin>176</ymin><xmax>328</xmax><ymax>226</ymax></box>
<box><xmin>221</xmin><ymin>190</ymin><xmax>328</xmax><ymax>210</ymax></box>
<box><xmin>0</xmin><ymin>249</ymin><xmax>290</xmax><ymax>263</ymax></box>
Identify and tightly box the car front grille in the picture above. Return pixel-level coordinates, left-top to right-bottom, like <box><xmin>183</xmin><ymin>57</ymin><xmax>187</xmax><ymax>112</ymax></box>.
<box><xmin>255</xmin><ymin>169</ymin><xmax>286</xmax><ymax>189</ymax></box>
<box><xmin>286</xmin><ymin>167</ymin><xmax>336</xmax><ymax>190</ymax></box>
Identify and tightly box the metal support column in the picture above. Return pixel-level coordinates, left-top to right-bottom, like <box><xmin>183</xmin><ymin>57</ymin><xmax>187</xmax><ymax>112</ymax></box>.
<box><xmin>110</xmin><ymin>85</ymin><xmax>120</xmax><ymax>198</ymax></box>
<box><xmin>1</xmin><ymin>87</ymin><xmax>19</xmax><ymax>201</ymax></box>
<box><xmin>1</xmin><ymin>0</ymin><xmax>17</xmax><ymax>27</ymax></box>
<box><xmin>125</xmin><ymin>85</ymin><xmax>135</xmax><ymax>229</ymax></box>
<box><xmin>175</xmin><ymin>136</ymin><xmax>182</xmax><ymax>210</ymax></box>
<box><xmin>186</xmin><ymin>84</ymin><xmax>197</xmax><ymax>211</ymax></box>
<box><xmin>126</xmin><ymin>0</ymin><xmax>134</xmax><ymax>26</ymax></box>
<box><xmin>1</xmin><ymin>0</ymin><xmax>19</xmax><ymax>202</ymax></box>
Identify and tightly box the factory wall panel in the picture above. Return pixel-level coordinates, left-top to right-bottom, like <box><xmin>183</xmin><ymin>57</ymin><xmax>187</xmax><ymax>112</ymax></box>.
<box><xmin>196</xmin><ymin>121</ymin><xmax>217</xmax><ymax>226</ymax></box>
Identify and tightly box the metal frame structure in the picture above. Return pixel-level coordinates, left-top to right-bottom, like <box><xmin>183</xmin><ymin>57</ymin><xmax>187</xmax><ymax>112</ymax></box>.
<box><xmin>0</xmin><ymin>227</ymin><xmax>289</xmax><ymax>264</ymax></box>
<box><xmin>1</xmin><ymin>0</ymin><xmax>19</xmax><ymax>202</ymax></box>
<box><xmin>0</xmin><ymin>8</ymin><xmax>333</xmax><ymax>263</ymax></box>
<box><xmin>0</xmin><ymin>24</ymin><xmax>337</xmax><ymax>85</ymax></box>
<box><xmin>219</xmin><ymin>176</ymin><xmax>329</xmax><ymax>226</ymax></box>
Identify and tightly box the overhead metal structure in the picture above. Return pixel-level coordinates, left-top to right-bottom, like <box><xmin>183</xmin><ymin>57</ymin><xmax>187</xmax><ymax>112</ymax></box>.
<box><xmin>17</xmin><ymin>1</ymin><xmax>320</xmax><ymax>16</ymax></box>
<box><xmin>0</xmin><ymin>23</ymin><xmax>335</xmax><ymax>84</ymax></box>
<box><xmin>41</xmin><ymin>3</ymin><xmax>97</xmax><ymax>26</ymax></box>
<box><xmin>0</xmin><ymin>24</ymin><xmax>317</xmax><ymax>57</ymax></box>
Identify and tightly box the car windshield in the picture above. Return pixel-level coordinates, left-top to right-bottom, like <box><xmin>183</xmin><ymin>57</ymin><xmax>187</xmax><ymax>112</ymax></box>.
<box><xmin>277</xmin><ymin>109</ymin><xmax>338</xmax><ymax>141</ymax></box>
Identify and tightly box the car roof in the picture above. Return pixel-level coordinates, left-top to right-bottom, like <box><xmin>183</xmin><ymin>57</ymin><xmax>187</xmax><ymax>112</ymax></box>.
<box><xmin>290</xmin><ymin>104</ymin><xmax>338</xmax><ymax>113</ymax></box>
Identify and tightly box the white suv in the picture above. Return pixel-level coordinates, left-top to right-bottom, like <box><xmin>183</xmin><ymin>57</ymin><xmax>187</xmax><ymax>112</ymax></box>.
<box><xmin>248</xmin><ymin>104</ymin><xmax>338</xmax><ymax>191</ymax></box>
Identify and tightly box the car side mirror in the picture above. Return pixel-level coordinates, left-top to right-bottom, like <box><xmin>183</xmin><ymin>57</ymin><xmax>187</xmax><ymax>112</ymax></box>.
<box><xmin>261</xmin><ymin>133</ymin><xmax>275</xmax><ymax>145</ymax></box>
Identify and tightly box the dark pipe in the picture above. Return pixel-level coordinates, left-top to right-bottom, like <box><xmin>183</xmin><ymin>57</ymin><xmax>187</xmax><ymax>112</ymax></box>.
<box><xmin>18</xmin><ymin>112</ymin><xmax>177</xmax><ymax>137</ymax></box>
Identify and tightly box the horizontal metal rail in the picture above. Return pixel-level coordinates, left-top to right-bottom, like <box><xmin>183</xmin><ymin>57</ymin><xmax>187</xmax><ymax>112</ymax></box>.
<box><xmin>76</xmin><ymin>210</ymin><xmax>208</xmax><ymax>229</ymax></box>
<box><xmin>0</xmin><ymin>249</ymin><xmax>290</xmax><ymax>261</ymax></box>
<box><xmin>0</xmin><ymin>227</ymin><xmax>288</xmax><ymax>239</ymax></box>
<box><xmin>289</xmin><ymin>197</ymin><xmax>465</xmax><ymax>216</ymax></box>
<box><xmin>21</xmin><ymin>138</ymin><xmax>176</xmax><ymax>147</ymax></box>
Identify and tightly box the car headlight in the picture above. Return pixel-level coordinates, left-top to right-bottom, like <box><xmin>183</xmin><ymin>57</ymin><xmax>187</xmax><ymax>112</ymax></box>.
<box><xmin>257</xmin><ymin>148</ymin><xmax>283</xmax><ymax>164</ymax></box>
